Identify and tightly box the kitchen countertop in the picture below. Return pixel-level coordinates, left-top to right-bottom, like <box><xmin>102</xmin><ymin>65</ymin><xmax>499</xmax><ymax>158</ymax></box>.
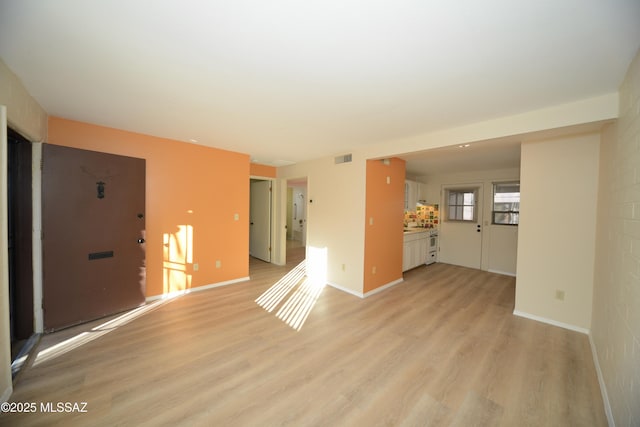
<box><xmin>403</xmin><ymin>227</ymin><xmax>438</xmax><ymax>235</ymax></box>
<box><xmin>403</xmin><ymin>228</ymin><xmax>429</xmax><ymax>234</ymax></box>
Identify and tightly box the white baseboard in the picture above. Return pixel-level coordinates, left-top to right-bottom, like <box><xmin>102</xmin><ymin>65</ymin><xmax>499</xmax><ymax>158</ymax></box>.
<box><xmin>588</xmin><ymin>333</ymin><xmax>615</xmax><ymax>427</ymax></box>
<box><xmin>326</xmin><ymin>282</ymin><xmax>364</xmax><ymax>298</ymax></box>
<box><xmin>1</xmin><ymin>385</ymin><xmax>12</xmax><ymax>403</ymax></box>
<box><xmin>326</xmin><ymin>278</ymin><xmax>404</xmax><ymax>299</ymax></box>
<box><xmin>363</xmin><ymin>278</ymin><xmax>404</xmax><ymax>298</ymax></box>
<box><xmin>146</xmin><ymin>276</ymin><xmax>250</xmax><ymax>302</ymax></box>
<box><xmin>512</xmin><ymin>310</ymin><xmax>590</xmax><ymax>335</ymax></box>
<box><xmin>488</xmin><ymin>269</ymin><xmax>516</xmax><ymax>277</ymax></box>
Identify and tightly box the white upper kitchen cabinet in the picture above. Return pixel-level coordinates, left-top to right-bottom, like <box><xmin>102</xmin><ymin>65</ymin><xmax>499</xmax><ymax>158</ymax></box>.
<box><xmin>405</xmin><ymin>180</ymin><xmax>419</xmax><ymax>211</ymax></box>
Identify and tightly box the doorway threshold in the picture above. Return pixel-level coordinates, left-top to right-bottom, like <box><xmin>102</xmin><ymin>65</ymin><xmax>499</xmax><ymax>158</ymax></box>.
<box><xmin>11</xmin><ymin>333</ymin><xmax>42</xmax><ymax>382</ymax></box>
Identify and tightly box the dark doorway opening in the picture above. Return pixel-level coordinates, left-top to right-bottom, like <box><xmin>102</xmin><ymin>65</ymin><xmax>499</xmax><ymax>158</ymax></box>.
<box><xmin>7</xmin><ymin>128</ymin><xmax>34</xmax><ymax>361</ymax></box>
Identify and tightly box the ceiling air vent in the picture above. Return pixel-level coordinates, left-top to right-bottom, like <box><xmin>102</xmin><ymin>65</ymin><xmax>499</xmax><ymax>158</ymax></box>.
<box><xmin>335</xmin><ymin>154</ymin><xmax>352</xmax><ymax>164</ymax></box>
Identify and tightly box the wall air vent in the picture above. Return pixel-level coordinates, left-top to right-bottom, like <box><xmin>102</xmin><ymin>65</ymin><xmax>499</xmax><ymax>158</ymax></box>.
<box><xmin>335</xmin><ymin>154</ymin><xmax>353</xmax><ymax>164</ymax></box>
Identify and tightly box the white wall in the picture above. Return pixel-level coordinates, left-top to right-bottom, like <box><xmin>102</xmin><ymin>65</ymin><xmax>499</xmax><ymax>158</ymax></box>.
<box><xmin>363</xmin><ymin>94</ymin><xmax>617</xmax><ymax>160</ymax></box>
<box><xmin>487</xmin><ymin>226</ymin><xmax>518</xmax><ymax>276</ymax></box>
<box><xmin>591</xmin><ymin>48</ymin><xmax>640</xmax><ymax>427</ymax></box>
<box><xmin>418</xmin><ymin>168</ymin><xmax>520</xmax><ymax>275</ymax></box>
<box><xmin>515</xmin><ymin>133</ymin><xmax>600</xmax><ymax>331</ymax></box>
<box><xmin>278</xmin><ymin>154</ymin><xmax>366</xmax><ymax>295</ymax></box>
<box><xmin>0</xmin><ymin>59</ymin><xmax>47</xmax><ymax>142</ymax></box>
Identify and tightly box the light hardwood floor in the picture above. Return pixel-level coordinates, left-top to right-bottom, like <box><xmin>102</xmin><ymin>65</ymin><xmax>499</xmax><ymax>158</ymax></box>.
<box><xmin>1</xmin><ymin>247</ymin><xmax>606</xmax><ymax>426</ymax></box>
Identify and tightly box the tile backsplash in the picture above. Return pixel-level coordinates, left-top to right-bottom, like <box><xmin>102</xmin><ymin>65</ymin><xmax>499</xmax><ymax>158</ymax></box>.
<box><xmin>405</xmin><ymin>204</ymin><xmax>439</xmax><ymax>228</ymax></box>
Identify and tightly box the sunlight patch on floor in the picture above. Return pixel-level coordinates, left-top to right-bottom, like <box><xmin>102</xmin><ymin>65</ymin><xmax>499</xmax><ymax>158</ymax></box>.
<box><xmin>276</xmin><ymin>277</ymin><xmax>325</xmax><ymax>330</ymax></box>
<box><xmin>255</xmin><ymin>259</ymin><xmax>325</xmax><ymax>331</ymax></box>
<box><xmin>255</xmin><ymin>260</ymin><xmax>306</xmax><ymax>312</ymax></box>
<box><xmin>33</xmin><ymin>295</ymin><xmax>180</xmax><ymax>367</ymax></box>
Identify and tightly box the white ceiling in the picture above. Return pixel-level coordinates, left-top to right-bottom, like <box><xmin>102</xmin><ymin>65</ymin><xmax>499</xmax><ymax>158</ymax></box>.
<box><xmin>402</xmin><ymin>138</ymin><xmax>523</xmax><ymax>177</ymax></box>
<box><xmin>401</xmin><ymin>120</ymin><xmax>612</xmax><ymax>176</ymax></box>
<box><xmin>1</xmin><ymin>1</ymin><xmax>639</xmax><ymax>172</ymax></box>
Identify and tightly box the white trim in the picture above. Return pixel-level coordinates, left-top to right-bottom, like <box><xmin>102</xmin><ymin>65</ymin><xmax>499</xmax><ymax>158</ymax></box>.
<box><xmin>145</xmin><ymin>276</ymin><xmax>250</xmax><ymax>302</ymax></box>
<box><xmin>1</xmin><ymin>106</ymin><xmax>12</xmax><ymax>401</ymax></box>
<box><xmin>326</xmin><ymin>282</ymin><xmax>364</xmax><ymax>298</ymax></box>
<box><xmin>363</xmin><ymin>278</ymin><xmax>404</xmax><ymax>298</ymax></box>
<box><xmin>326</xmin><ymin>278</ymin><xmax>405</xmax><ymax>299</ymax></box>
<box><xmin>512</xmin><ymin>310</ymin><xmax>590</xmax><ymax>335</ymax></box>
<box><xmin>32</xmin><ymin>142</ymin><xmax>43</xmax><ymax>333</ymax></box>
<box><xmin>488</xmin><ymin>269</ymin><xmax>516</xmax><ymax>277</ymax></box>
<box><xmin>588</xmin><ymin>333</ymin><xmax>615</xmax><ymax>427</ymax></box>
<box><xmin>1</xmin><ymin>385</ymin><xmax>12</xmax><ymax>404</ymax></box>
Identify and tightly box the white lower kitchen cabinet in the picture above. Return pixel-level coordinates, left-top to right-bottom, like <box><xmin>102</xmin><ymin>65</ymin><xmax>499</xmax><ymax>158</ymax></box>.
<box><xmin>403</xmin><ymin>231</ymin><xmax>428</xmax><ymax>272</ymax></box>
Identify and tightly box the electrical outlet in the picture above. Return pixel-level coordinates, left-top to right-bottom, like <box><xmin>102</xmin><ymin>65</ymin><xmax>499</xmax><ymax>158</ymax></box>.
<box><xmin>555</xmin><ymin>290</ymin><xmax>565</xmax><ymax>301</ymax></box>
<box><xmin>216</xmin><ymin>260</ymin><xmax>221</xmax><ymax>269</ymax></box>
<box><xmin>372</xmin><ymin>266</ymin><xmax>377</xmax><ymax>274</ymax></box>
<box><xmin>193</xmin><ymin>263</ymin><xmax>199</xmax><ymax>272</ymax></box>
<box><xmin>341</xmin><ymin>264</ymin><xmax>346</xmax><ymax>272</ymax></box>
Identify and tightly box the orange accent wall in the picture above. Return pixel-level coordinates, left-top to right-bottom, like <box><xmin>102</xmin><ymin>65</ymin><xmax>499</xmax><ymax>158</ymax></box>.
<box><xmin>363</xmin><ymin>158</ymin><xmax>406</xmax><ymax>293</ymax></box>
<box><xmin>250</xmin><ymin>163</ymin><xmax>276</xmax><ymax>178</ymax></box>
<box><xmin>47</xmin><ymin>117</ymin><xmax>250</xmax><ymax>298</ymax></box>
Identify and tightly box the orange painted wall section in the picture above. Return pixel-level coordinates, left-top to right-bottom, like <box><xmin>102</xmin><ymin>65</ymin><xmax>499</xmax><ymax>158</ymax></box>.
<box><xmin>47</xmin><ymin>117</ymin><xmax>250</xmax><ymax>298</ymax></box>
<box><xmin>363</xmin><ymin>158</ymin><xmax>406</xmax><ymax>293</ymax></box>
<box><xmin>250</xmin><ymin>163</ymin><xmax>276</xmax><ymax>178</ymax></box>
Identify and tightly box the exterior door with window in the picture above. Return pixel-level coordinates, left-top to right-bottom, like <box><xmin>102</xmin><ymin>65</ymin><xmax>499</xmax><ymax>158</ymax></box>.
<box><xmin>439</xmin><ymin>184</ymin><xmax>483</xmax><ymax>269</ymax></box>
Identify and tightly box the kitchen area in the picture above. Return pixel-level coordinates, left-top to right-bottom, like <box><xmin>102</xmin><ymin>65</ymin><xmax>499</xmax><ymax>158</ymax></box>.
<box><xmin>403</xmin><ymin>179</ymin><xmax>439</xmax><ymax>272</ymax></box>
<box><xmin>401</xmin><ymin>166</ymin><xmax>520</xmax><ymax>277</ymax></box>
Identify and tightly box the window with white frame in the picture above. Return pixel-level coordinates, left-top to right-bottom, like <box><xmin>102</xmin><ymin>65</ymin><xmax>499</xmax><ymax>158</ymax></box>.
<box><xmin>446</xmin><ymin>189</ymin><xmax>476</xmax><ymax>221</ymax></box>
<box><xmin>492</xmin><ymin>182</ymin><xmax>520</xmax><ymax>225</ymax></box>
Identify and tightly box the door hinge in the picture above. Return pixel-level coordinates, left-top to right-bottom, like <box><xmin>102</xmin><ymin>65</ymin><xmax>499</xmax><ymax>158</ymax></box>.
<box><xmin>40</xmin><ymin>158</ymin><xmax>44</xmax><ymax>171</ymax></box>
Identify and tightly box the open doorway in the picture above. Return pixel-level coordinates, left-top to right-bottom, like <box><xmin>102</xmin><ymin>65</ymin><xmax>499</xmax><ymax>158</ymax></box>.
<box><xmin>286</xmin><ymin>178</ymin><xmax>307</xmax><ymax>263</ymax></box>
<box><xmin>248</xmin><ymin>177</ymin><xmax>308</xmax><ymax>266</ymax></box>
<box><xmin>7</xmin><ymin>127</ymin><xmax>34</xmax><ymax>362</ymax></box>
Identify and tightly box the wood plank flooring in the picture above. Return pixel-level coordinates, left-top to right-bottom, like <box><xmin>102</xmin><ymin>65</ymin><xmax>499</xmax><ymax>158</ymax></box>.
<box><xmin>1</xmin><ymin>248</ymin><xmax>606</xmax><ymax>426</ymax></box>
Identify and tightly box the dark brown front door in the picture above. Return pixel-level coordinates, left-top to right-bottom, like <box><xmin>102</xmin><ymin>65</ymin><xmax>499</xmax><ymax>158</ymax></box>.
<box><xmin>42</xmin><ymin>144</ymin><xmax>146</xmax><ymax>331</ymax></box>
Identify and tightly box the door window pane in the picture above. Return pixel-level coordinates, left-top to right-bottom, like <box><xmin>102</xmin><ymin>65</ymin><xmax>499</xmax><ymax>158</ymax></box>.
<box><xmin>446</xmin><ymin>189</ymin><xmax>476</xmax><ymax>222</ymax></box>
<box><xmin>493</xmin><ymin>182</ymin><xmax>520</xmax><ymax>225</ymax></box>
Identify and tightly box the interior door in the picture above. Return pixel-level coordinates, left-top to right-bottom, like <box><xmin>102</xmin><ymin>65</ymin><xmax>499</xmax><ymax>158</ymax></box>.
<box><xmin>439</xmin><ymin>184</ymin><xmax>483</xmax><ymax>269</ymax></box>
<box><xmin>249</xmin><ymin>180</ymin><xmax>271</xmax><ymax>262</ymax></box>
<box><xmin>42</xmin><ymin>145</ymin><xmax>146</xmax><ymax>331</ymax></box>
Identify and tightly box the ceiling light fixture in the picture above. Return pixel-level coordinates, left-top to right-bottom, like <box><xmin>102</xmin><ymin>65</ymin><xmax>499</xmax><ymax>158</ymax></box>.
<box><xmin>457</xmin><ymin>144</ymin><xmax>471</xmax><ymax>148</ymax></box>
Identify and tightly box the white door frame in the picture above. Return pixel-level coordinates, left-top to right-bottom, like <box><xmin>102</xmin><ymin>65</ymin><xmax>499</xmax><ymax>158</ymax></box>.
<box><xmin>1</xmin><ymin>106</ymin><xmax>13</xmax><ymax>401</ymax></box>
<box><xmin>32</xmin><ymin>143</ymin><xmax>43</xmax><ymax>333</ymax></box>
